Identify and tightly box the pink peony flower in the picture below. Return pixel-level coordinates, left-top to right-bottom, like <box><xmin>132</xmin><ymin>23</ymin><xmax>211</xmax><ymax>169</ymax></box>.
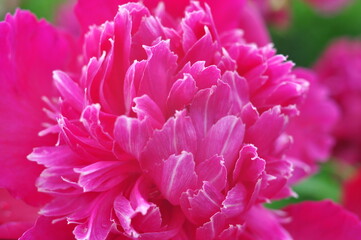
<box><xmin>315</xmin><ymin>38</ymin><xmax>361</xmax><ymax>163</ymax></box>
<box><xmin>0</xmin><ymin>1</ymin><xmax>355</xmax><ymax>239</ymax></box>
<box><xmin>285</xmin><ymin>68</ymin><xmax>339</xmax><ymax>181</ymax></box>
<box><xmin>12</xmin><ymin>1</ymin><xmax>311</xmax><ymax>239</ymax></box>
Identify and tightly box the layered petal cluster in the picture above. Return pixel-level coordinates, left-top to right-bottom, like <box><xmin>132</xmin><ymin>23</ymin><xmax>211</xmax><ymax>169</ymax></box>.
<box><xmin>74</xmin><ymin>0</ymin><xmax>270</xmax><ymax>46</ymax></box>
<box><xmin>315</xmin><ymin>38</ymin><xmax>361</xmax><ymax>163</ymax></box>
<box><xmin>19</xmin><ymin>2</ymin><xmax>313</xmax><ymax>239</ymax></box>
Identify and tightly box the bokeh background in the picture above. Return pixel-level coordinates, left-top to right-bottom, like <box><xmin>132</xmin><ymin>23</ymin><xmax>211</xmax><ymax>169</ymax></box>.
<box><xmin>1</xmin><ymin>0</ymin><xmax>361</xmax><ymax>209</ymax></box>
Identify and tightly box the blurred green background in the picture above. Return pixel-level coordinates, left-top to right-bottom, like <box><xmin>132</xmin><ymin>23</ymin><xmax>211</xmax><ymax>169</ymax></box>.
<box><xmin>1</xmin><ymin>0</ymin><xmax>361</xmax><ymax>208</ymax></box>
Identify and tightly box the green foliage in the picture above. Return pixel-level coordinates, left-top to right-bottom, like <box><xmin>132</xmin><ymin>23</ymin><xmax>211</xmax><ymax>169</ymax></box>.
<box><xmin>271</xmin><ymin>0</ymin><xmax>361</xmax><ymax>67</ymax></box>
<box><xmin>19</xmin><ymin>0</ymin><xmax>66</xmax><ymax>21</ymax></box>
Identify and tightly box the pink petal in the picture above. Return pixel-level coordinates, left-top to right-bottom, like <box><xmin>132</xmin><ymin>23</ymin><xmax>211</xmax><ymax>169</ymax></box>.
<box><xmin>0</xmin><ymin>188</ymin><xmax>39</xmax><ymax>239</ymax></box>
<box><xmin>0</xmin><ymin>10</ymin><xmax>75</xmax><ymax>206</ymax></box>
<box><xmin>189</xmin><ymin>82</ymin><xmax>233</xmax><ymax>139</ymax></box>
<box><xmin>343</xmin><ymin>169</ymin><xmax>361</xmax><ymax>218</ymax></box>
<box><xmin>114</xmin><ymin>116</ymin><xmax>152</xmax><ymax>159</ymax></box>
<box><xmin>283</xmin><ymin>200</ymin><xmax>361</xmax><ymax>240</ymax></box>
<box><xmin>177</xmin><ymin>61</ymin><xmax>220</xmax><ymax>89</ymax></box>
<box><xmin>180</xmin><ymin>181</ymin><xmax>223</xmax><ymax>224</ymax></box>
<box><xmin>53</xmin><ymin>70</ymin><xmax>84</xmax><ymax>112</ymax></box>
<box><xmin>167</xmin><ymin>73</ymin><xmax>198</xmax><ymax>116</ymax></box>
<box><xmin>74</xmin><ymin>161</ymin><xmax>138</xmax><ymax>192</ymax></box>
<box><xmin>20</xmin><ymin>216</ymin><xmax>75</xmax><ymax>240</ymax></box>
<box><xmin>244</xmin><ymin>206</ymin><xmax>292</xmax><ymax>240</ymax></box>
<box><xmin>141</xmin><ymin>111</ymin><xmax>197</xmax><ymax>174</ymax></box>
<box><xmin>221</xmin><ymin>184</ymin><xmax>247</xmax><ymax>218</ymax></box>
<box><xmin>197</xmin><ymin>115</ymin><xmax>245</xmax><ymax>170</ymax></box>
<box><xmin>195</xmin><ymin>155</ymin><xmax>227</xmax><ymax>191</ymax></box>
<box><xmin>158</xmin><ymin>152</ymin><xmax>198</xmax><ymax>205</ymax></box>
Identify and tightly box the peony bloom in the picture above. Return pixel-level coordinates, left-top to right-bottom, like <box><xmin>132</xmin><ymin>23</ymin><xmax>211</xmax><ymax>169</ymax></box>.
<box><xmin>315</xmin><ymin>38</ymin><xmax>361</xmax><ymax>163</ymax></box>
<box><xmin>285</xmin><ymin>68</ymin><xmax>339</xmax><ymax>181</ymax></box>
<box><xmin>11</xmin><ymin>1</ymin><xmax>310</xmax><ymax>238</ymax></box>
<box><xmin>0</xmin><ymin>1</ymin><xmax>357</xmax><ymax>239</ymax></box>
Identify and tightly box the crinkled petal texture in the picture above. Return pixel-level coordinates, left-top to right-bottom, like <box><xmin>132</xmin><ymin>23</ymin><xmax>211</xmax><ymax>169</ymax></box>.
<box><xmin>315</xmin><ymin>38</ymin><xmax>361</xmax><ymax>163</ymax></box>
<box><xmin>282</xmin><ymin>200</ymin><xmax>361</xmax><ymax>240</ymax></box>
<box><xmin>0</xmin><ymin>10</ymin><xmax>76</xmax><ymax>206</ymax></box>
<box><xmin>75</xmin><ymin>0</ymin><xmax>270</xmax><ymax>46</ymax></box>
<box><xmin>4</xmin><ymin>1</ymin><xmax>342</xmax><ymax>240</ymax></box>
<box><xmin>343</xmin><ymin>169</ymin><xmax>361</xmax><ymax>218</ymax></box>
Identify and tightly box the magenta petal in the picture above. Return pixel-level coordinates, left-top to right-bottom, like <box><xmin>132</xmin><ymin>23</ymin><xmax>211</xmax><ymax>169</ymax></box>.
<box><xmin>53</xmin><ymin>70</ymin><xmax>84</xmax><ymax>112</ymax></box>
<box><xmin>114</xmin><ymin>116</ymin><xmax>152</xmax><ymax>159</ymax></box>
<box><xmin>195</xmin><ymin>155</ymin><xmax>227</xmax><ymax>191</ymax></box>
<box><xmin>136</xmin><ymin>40</ymin><xmax>178</xmax><ymax>112</ymax></box>
<box><xmin>167</xmin><ymin>73</ymin><xmax>198</xmax><ymax>115</ymax></box>
<box><xmin>141</xmin><ymin>111</ymin><xmax>197</xmax><ymax>173</ymax></box>
<box><xmin>132</xmin><ymin>94</ymin><xmax>165</xmax><ymax>128</ymax></box>
<box><xmin>197</xmin><ymin>115</ymin><xmax>245</xmax><ymax>170</ymax></box>
<box><xmin>0</xmin><ymin>188</ymin><xmax>39</xmax><ymax>239</ymax></box>
<box><xmin>20</xmin><ymin>216</ymin><xmax>75</xmax><ymax>240</ymax></box>
<box><xmin>0</xmin><ymin>10</ymin><xmax>75</xmax><ymax>206</ymax></box>
<box><xmin>74</xmin><ymin>161</ymin><xmax>136</xmax><ymax>192</ymax></box>
<box><xmin>283</xmin><ymin>200</ymin><xmax>361</xmax><ymax>240</ymax></box>
<box><xmin>221</xmin><ymin>184</ymin><xmax>247</xmax><ymax>218</ymax></box>
<box><xmin>72</xmin><ymin>193</ymin><xmax>114</xmax><ymax>240</ymax></box>
<box><xmin>343</xmin><ymin>169</ymin><xmax>361</xmax><ymax>218</ymax></box>
<box><xmin>158</xmin><ymin>152</ymin><xmax>198</xmax><ymax>205</ymax></box>
<box><xmin>75</xmin><ymin>0</ymin><xmax>124</xmax><ymax>31</ymax></box>
<box><xmin>245</xmin><ymin>106</ymin><xmax>287</xmax><ymax>157</ymax></box>
<box><xmin>114</xmin><ymin>195</ymin><xmax>138</xmax><ymax>236</ymax></box>
<box><xmin>245</xmin><ymin>206</ymin><xmax>292</xmax><ymax>240</ymax></box>
<box><xmin>180</xmin><ymin>181</ymin><xmax>223</xmax><ymax>225</ymax></box>
<box><xmin>190</xmin><ymin>82</ymin><xmax>233</xmax><ymax>139</ymax></box>
<box><xmin>196</xmin><ymin>212</ymin><xmax>227</xmax><ymax>240</ymax></box>
<box><xmin>177</xmin><ymin>61</ymin><xmax>220</xmax><ymax>89</ymax></box>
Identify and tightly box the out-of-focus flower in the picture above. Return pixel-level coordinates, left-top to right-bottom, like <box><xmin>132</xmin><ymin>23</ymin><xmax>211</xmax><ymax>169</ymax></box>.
<box><xmin>0</xmin><ymin>9</ymin><xmax>77</xmax><ymax>207</ymax></box>
<box><xmin>252</xmin><ymin>0</ymin><xmax>353</xmax><ymax>29</ymax></box>
<box><xmin>343</xmin><ymin>169</ymin><xmax>361</xmax><ymax>218</ymax></box>
<box><xmin>303</xmin><ymin>0</ymin><xmax>353</xmax><ymax>14</ymax></box>
<box><xmin>282</xmin><ymin>200</ymin><xmax>361</xmax><ymax>240</ymax></box>
<box><xmin>286</xmin><ymin>68</ymin><xmax>339</xmax><ymax>181</ymax></box>
<box><xmin>0</xmin><ymin>188</ymin><xmax>39</xmax><ymax>239</ymax></box>
<box><xmin>315</xmin><ymin>38</ymin><xmax>361</xmax><ymax>164</ymax></box>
